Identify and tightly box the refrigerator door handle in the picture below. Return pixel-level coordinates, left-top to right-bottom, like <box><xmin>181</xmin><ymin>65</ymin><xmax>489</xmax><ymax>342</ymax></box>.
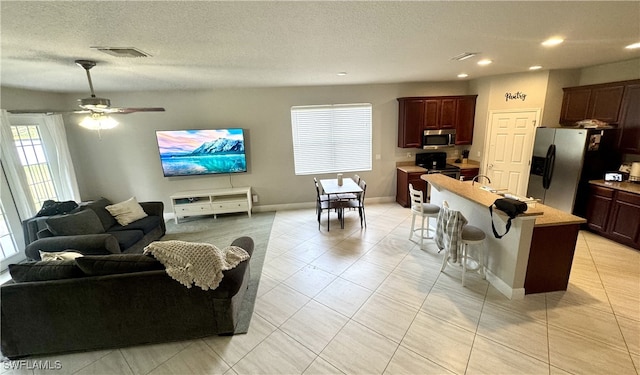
<box><xmin>543</xmin><ymin>144</ymin><xmax>556</xmax><ymax>189</ymax></box>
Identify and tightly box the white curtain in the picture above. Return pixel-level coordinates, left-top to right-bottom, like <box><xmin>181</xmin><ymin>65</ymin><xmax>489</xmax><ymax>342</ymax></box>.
<box><xmin>0</xmin><ymin>109</ymin><xmax>35</xmax><ymax>219</ymax></box>
<box><xmin>42</xmin><ymin>114</ymin><xmax>81</xmax><ymax>202</ymax></box>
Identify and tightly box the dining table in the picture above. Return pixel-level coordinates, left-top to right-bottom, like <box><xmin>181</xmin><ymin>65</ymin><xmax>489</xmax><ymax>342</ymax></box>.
<box><xmin>319</xmin><ymin>177</ymin><xmax>363</xmax><ymax>229</ymax></box>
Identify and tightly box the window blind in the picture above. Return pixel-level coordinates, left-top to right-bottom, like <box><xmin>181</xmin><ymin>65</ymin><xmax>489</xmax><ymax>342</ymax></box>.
<box><xmin>291</xmin><ymin>103</ymin><xmax>372</xmax><ymax>175</ymax></box>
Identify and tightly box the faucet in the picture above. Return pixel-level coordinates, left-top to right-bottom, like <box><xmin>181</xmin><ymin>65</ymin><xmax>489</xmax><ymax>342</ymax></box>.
<box><xmin>472</xmin><ymin>175</ymin><xmax>491</xmax><ymax>186</ymax></box>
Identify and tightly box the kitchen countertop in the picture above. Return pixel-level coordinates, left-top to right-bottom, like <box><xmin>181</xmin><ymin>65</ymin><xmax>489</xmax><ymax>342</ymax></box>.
<box><xmin>423</xmin><ymin>174</ymin><xmax>586</xmax><ymax>227</ymax></box>
<box><xmin>397</xmin><ymin>165</ymin><xmax>428</xmax><ymax>173</ymax></box>
<box><xmin>447</xmin><ymin>159</ymin><xmax>481</xmax><ymax>170</ymax></box>
<box><xmin>589</xmin><ymin>180</ymin><xmax>640</xmax><ymax>195</ymax></box>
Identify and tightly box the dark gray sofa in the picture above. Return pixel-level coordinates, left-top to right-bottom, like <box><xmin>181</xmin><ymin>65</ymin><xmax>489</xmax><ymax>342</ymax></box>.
<box><xmin>1</xmin><ymin>237</ymin><xmax>254</xmax><ymax>359</ymax></box>
<box><xmin>22</xmin><ymin>198</ymin><xmax>166</xmax><ymax>260</ymax></box>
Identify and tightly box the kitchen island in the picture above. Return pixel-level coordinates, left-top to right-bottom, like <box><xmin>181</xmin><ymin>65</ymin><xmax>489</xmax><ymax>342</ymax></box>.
<box><xmin>423</xmin><ymin>174</ymin><xmax>586</xmax><ymax>299</ymax></box>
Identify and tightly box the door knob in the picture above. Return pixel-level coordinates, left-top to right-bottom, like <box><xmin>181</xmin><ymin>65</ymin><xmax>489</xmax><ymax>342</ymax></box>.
<box><xmin>488</xmin><ymin>164</ymin><xmax>494</xmax><ymax>169</ymax></box>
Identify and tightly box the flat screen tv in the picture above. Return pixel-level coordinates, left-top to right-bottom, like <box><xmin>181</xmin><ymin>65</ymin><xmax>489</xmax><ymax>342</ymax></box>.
<box><xmin>155</xmin><ymin>128</ymin><xmax>247</xmax><ymax>177</ymax></box>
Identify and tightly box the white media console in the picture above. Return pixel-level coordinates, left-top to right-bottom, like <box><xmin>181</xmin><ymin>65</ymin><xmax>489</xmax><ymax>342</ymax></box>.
<box><xmin>170</xmin><ymin>187</ymin><xmax>252</xmax><ymax>224</ymax></box>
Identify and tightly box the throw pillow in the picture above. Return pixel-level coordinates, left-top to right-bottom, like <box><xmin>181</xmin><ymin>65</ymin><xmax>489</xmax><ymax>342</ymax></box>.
<box><xmin>75</xmin><ymin>197</ymin><xmax>117</xmax><ymax>231</ymax></box>
<box><xmin>9</xmin><ymin>260</ymin><xmax>84</xmax><ymax>282</ymax></box>
<box><xmin>40</xmin><ymin>250</ymin><xmax>84</xmax><ymax>261</ymax></box>
<box><xmin>105</xmin><ymin>197</ymin><xmax>148</xmax><ymax>226</ymax></box>
<box><xmin>45</xmin><ymin>209</ymin><xmax>105</xmax><ymax>236</ymax></box>
<box><xmin>75</xmin><ymin>254</ymin><xmax>164</xmax><ymax>276</ymax></box>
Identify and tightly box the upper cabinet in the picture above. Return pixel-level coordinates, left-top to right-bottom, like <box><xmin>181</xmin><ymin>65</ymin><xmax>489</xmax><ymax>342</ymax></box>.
<box><xmin>559</xmin><ymin>79</ymin><xmax>640</xmax><ymax>154</ymax></box>
<box><xmin>560</xmin><ymin>81</ymin><xmax>628</xmax><ymax>125</ymax></box>
<box><xmin>617</xmin><ymin>83</ymin><xmax>640</xmax><ymax>154</ymax></box>
<box><xmin>397</xmin><ymin>95</ymin><xmax>477</xmax><ymax>148</ymax></box>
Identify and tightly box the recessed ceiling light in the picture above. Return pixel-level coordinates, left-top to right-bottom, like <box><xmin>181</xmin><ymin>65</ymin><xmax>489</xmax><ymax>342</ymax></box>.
<box><xmin>529</xmin><ymin>65</ymin><xmax>543</xmax><ymax>70</ymax></box>
<box><xmin>542</xmin><ymin>37</ymin><xmax>564</xmax><ymax>47</ymax></box>
<box><xmin>337</xmin><ymin>72</ymin><xmax>348</xmax><ymax>76</ymax></box>
<box><xmin>477</xmin><ymin>59</ymin><xmax>492</xmax><ymax>66</ymax></box>
<box><xmin>625</xmin><ymin>42</ymin><xmax>640</xmax><ymax>49</ymax></box>
<box><xmin>457</xmin><ymin>73</ymin><xmax>469</xmax><ymax>78</ymax></box>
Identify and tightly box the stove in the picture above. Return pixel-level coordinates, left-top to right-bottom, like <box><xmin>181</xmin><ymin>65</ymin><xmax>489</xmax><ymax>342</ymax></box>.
<box><xmin>416</xmin><ymin>152</ymin><xmax>461</xmax><ymax>179</ymax></box>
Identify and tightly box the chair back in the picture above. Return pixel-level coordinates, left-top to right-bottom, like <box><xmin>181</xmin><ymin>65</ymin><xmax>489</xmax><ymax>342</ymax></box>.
<box><xmin>435</xmin><ymin>200</ymin><xmax>468</xmax><ymax>253</ymax></box>
<box><xmin>358</xmin><ymin>179</ymin><xmax>367</xmax><ymax>203</ymax></box>
<box><xmin>314</xmin><ymin>178</ymin><xmax>322</xmax><ymax>202</ymax></box>
<box><xmin>354</xmin><ymin>174</ymin><xmax>361</xmax><ymax>184</ymax></box>
<box><xmin>408</xmin><ymin>184</ymin><xmax>424</xmax><ymax>214</ymax></box>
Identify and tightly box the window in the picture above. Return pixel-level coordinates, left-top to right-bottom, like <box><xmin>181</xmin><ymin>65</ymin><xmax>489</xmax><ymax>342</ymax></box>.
<box><xmin>291</xmin><ymin>103</ymin><xmax>372</xmax><ymax>175</ymax></box>
<box><xmin>0</xmin><ymin>203</ymin><xmax>18</xmax><ymax>261</ymax></box>
<box><xmin>11</xmin><ymin>125</ymin><xmax>58</xmax><ymax>211</ymax></box>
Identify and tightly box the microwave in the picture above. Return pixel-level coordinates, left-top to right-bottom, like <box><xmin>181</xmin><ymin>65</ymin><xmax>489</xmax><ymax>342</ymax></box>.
<box><xmin>423</xmin><ymin>129</ymin><xmax>456</xmax><ymax>149</ymax></box>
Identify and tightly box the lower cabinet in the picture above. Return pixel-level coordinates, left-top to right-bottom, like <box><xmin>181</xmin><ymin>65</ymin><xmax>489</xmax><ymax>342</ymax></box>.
<box><xmin>459</xmin><ymin>167</ymin><xmax>479</xmax><ymax>181</ymax></box>
<box><xmin>397</xmin><ymin>169</ymin><xmax>427</xmax><ymax>207</ymax></box>
<box><xmin>586</xmin><ymin>185</ymin><xmax>640</xmax><ymax>249</ymax></box>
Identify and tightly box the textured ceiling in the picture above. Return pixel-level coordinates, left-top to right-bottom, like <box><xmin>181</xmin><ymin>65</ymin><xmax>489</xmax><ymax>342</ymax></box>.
<box><xmin>1</xmin><ymin>1</ymin><xmax>639</xmax><ymax>93</ymax></box>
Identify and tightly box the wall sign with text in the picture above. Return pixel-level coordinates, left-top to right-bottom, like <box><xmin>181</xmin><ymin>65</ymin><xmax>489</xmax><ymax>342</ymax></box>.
<box><xmin>505</xmin><ymin>92</ymin><xmax>527</xmax><ymax>102</ymax></box>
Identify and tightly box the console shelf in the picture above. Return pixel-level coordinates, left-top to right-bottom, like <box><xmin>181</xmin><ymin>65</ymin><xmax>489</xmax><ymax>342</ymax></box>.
<box><xmin>170</xmin><ymin>187</ymin><xmax>252</xmax><ymax>223</ymax></box>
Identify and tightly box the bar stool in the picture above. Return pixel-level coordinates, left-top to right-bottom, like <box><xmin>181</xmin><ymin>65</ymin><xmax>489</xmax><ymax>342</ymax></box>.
<box><xmin>408</xmin><ymin>183</ymin><xmax>440</xmax><ymax>249</ymax></box>
<box><xmin>437</xmin><ymin>201</ymin><xmax>486</xmax><ymax>287</ymax></box>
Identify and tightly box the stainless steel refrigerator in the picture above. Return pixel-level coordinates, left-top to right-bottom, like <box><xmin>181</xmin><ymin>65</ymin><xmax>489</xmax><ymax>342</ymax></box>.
<box><xmin>526</xmin><ymin>127</ymin><xmax>619</xmax><ymax>216</ymax></box>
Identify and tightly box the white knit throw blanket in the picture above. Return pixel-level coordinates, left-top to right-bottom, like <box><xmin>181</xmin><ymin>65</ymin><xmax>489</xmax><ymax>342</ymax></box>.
<box><xmin>143</xmin><ymin>240</ymin><xmax>249</xmax><ymax>290</ymax></box>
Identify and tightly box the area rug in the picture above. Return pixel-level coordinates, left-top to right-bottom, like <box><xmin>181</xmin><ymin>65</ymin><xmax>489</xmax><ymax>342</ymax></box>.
<box><xmin>162</xmin><ymin>211</ymin><xmax>275</xmax><ymax>334</ymax></box>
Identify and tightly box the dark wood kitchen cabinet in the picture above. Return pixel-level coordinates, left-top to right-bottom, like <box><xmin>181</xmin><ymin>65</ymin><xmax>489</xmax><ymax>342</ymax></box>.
<box><xmin>586</xmin><ymin>183</ymin><xmax>640</xmax><ymax>249</ymax></box>
<box><xmin>397</xmin><ymin>98</ymin><xmax>426</xmax><ymax>148</ymax></box>
<box><xmin>617</xmin><ymin>83</ymin><xmax>640</xmax><ymax>154</ymax></box>
<box><xmin>396</xmin><ymin>168</ymin><xmax>427</xmax><ymax>207</ymax></box>
<box><xmin>397</xmin><ymin>95</ymin><xmax>477</xmax><ymax>148</ymax></box>
<box><xmin>560</xmin><ymin>82</ymin><xmax>625</xmax><ymax>125</ymax></box>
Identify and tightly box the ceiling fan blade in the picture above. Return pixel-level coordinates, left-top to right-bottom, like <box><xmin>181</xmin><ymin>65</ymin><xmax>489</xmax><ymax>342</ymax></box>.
<box><xmin>107</xmin><ymin>107</ymin><xmax>166</xmax><ymax>114</ymax></box>
<box><xmin>7</xmin><ymin>109</ymin><xmax>86</xmax><ymax>115</ymax></box>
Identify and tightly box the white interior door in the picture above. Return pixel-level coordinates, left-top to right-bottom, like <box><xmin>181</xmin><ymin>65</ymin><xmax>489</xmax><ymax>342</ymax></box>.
<box><xmin>484</xmin><ymin>109</ymin><xmax>540</xmax><ymax>196</ymax></box>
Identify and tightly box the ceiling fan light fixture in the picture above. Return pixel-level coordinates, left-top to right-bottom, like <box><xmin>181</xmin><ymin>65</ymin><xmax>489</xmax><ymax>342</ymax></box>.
<box><xmin>79</xmin><ymin>113</ymin><xmax>119</xmax><ymax>130</ymax></box>
<box><xmin>79</xmin><ymin>97</ymin><xmax>111</xmax><ymax>110</ymax></box>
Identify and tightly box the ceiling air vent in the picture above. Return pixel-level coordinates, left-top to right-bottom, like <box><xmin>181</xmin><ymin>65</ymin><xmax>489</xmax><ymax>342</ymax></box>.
<box><xmin>90</xmin><ymin>47</ymin><xmax>151</xmax><ymax>58</ymax></box>
<box><xmin>450</xmin><ymin>52</ymin><xmax>480</xmax><ymax>61</ymax></box>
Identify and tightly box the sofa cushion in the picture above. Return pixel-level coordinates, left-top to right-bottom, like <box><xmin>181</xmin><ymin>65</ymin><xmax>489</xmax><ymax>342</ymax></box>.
<box><xmin>76</xmin><ymin>198</ymin><xmax>117</xmax><ymax>231</ymax></box>
<box><xmin>108</xmin><ymin>215</ymin><xmax>162</xmax><ymax>235</ymax></box>
<box><xmin>75</xmin><ymin>254</ymin><xmax>164</xmax><ymax>276</ymax></box>
<box><xmin>108</xmin><ymin>230</ymin><xmax>144</xmax><ymax>250</ymax></box>
<box><xmin>8</xmin><ymin>260</ymin><xmax>84</xmax><ymax>282</ymax></box>
<box><xmin>106</xmin><ymin>197</ymin><xmax>148</xmax><ymax>226</ymax></box>
<box><xmin>45</xmin><ymin>210</ymin><xmax>105</xmax><ymax>236</ymax></box>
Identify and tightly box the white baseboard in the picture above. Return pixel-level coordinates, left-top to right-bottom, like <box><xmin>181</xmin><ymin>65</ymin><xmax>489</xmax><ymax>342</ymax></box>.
<box><xmin>485</xmin><ymin>269</ymin><xmax>525</xmax><ymax>300</ymax></box>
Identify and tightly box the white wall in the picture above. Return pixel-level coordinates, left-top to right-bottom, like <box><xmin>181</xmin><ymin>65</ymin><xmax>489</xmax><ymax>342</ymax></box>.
<box><xmin>578</xmin><ymin>58</ymin><xmax>640</xmax><ymax>85</ymax></box>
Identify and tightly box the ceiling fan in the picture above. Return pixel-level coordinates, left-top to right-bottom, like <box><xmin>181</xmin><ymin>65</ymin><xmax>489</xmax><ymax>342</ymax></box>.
<box><xmin>73</xmin><ymin>60</ymin><xmax>165</xmax><ymax>114</ymax></box>
<box><xmin>8</xmin><ymin>60</ymin><xmax>165</xmax><ymax>116</ymax></box>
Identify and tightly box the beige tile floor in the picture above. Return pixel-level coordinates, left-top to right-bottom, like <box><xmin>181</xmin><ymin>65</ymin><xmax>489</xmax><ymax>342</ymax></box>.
<box><xmin>2</xmin><ymin>203</ymin><xmax>639</xmax><ymax>374</ymax></box>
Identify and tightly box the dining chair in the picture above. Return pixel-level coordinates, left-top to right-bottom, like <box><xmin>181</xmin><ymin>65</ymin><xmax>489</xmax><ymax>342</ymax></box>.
<box><xmin>314</xmin><ymin>178</ymin><xmax>343</xmax><ymax>231</ymax></box>
<box><xmin>409</xmin><ymin>183</ymin><xmax>440</xmax><ymax>249</ymax></box>
<box><xmin>346</xmin><ymin>179</ymin><xmax>367</xmax><ymax>227</ymax></box>
<box><xmin>436</xmin><ymin>201</ymin><xmax>486</xmax><ymax>287</ymax></box>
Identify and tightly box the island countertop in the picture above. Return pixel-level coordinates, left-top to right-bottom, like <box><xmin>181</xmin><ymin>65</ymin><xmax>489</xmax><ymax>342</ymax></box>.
<box><xmin>422</xmin><ymin>174</ymin><xmax>586</xmax><ymax>227</ymax></box>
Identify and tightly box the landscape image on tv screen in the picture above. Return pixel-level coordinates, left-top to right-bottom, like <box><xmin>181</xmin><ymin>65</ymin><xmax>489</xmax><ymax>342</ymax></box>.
<box><xmin>155</xmin><ymin>128</ymin><xmax>247</xmax><ymax>177</ymax></box>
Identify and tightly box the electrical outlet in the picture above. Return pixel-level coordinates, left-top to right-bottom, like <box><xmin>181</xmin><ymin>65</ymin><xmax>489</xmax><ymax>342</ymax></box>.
<box><xmin>477</xmin><ymin>151</ymin><xmax>481</xmax><ymax>157</ymax></box>
<box><xmin>252</xmin><ymin>194</ymin><xmax>258</xmax><ymax>203</ymax></box>
<box><xmin>375</xmin><ymin>154</ymin><xmax>381</xmax><ymax>160</ymax></box>
<box><xmin>407</xmin><ymin>152</ymin><xmax>412</xmax><ymax>158</ymax></box>
<box><xmin>453</xmin><ymin>149</ymin><xmax>459</xmax><ymax>156</ymax></box>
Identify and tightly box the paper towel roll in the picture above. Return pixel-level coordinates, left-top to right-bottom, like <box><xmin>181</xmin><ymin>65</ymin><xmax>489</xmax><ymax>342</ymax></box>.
<box><xmin>337</xmin><ymin>173</ymin><xmax>343</xmax><ymax>186</ymax></box>
<box><xmin>630</xmin><ymin>162</ymin><xmax>640</xmax><ymax>182</ymax></box>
